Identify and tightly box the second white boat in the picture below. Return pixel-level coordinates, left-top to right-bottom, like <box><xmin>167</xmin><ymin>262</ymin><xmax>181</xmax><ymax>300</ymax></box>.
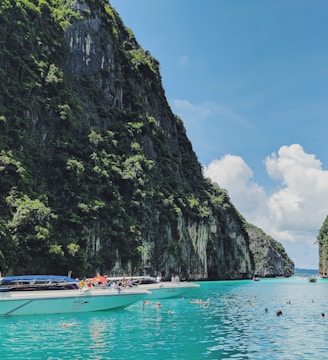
<box><xmin>107</xmin><ymin>276</ymin><xmax>200</xmax><ymax>300</ymax></box>
<box><xmin>139</xmin><ymin>281</ymin><xmax>200</xmax><ymax>300</ymax></box>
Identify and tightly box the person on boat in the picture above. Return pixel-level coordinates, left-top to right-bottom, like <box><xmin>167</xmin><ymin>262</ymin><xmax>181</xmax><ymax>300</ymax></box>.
<box><xmin>127</xmin><ymin>278</ymin><xmax>134</xmax><ymax>287</ymax></box>
<box><xmin>110</xmin><ymin>281</ymin><xmax>118</xmax><ymax>289</ymax></box>
<box><xmin>120</xmin><ymin>278</ymin><xmax>127</xmax><ymax>287</ymax></box>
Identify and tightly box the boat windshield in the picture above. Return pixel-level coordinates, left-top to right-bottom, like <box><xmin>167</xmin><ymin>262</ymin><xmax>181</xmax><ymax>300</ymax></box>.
<box><xmin>0</xmin><ymin>275</ymin><xmax>79</xmax><ymax>291</ymax></box>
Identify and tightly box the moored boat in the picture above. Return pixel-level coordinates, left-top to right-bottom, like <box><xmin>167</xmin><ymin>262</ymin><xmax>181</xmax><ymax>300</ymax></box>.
<box><xmin>308</xmin><ymin>275</ymin><xmax>317</xmax><ymax>283</ymax></box>
<box><xmin>107</xmin><ymin>276</ymin><xmax>200</xmax><ymax>300</ymax></box>
<box><xmin>0</xmin><ymin>275</ymin><xmax>149</xmax><ymax>316</ymax></box>
<box><xmin>140</xmin><ymin>281</ymin><xmax>200</xmax><ymax>300</ymax></box>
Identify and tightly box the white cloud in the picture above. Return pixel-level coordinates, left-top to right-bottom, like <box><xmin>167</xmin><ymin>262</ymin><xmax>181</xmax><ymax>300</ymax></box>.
<box><xmin>203</xmin><ymin>155</ymin><xmax>266</xmax><ymax>216</ymax></box>
<box><xmin>203</xmin><ymin>144</ymin><xmax>328</xmax><ymax>268</ymax></box>
<box><xmin>266</xmin><ymin>144</ymin><xmax>323</xmax><ymax>181</ymax></box>
<box><xmin>265</xmin><ymin>144</ymin><xmax>328</xmax><ymax>232</ymax></box>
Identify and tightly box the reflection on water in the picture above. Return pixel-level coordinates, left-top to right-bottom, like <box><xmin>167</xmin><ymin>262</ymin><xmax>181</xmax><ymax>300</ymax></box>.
<box><xmin>0</xmin><ymin>278</ymin><xmax>328</xmax><ymax>359</ymax></box>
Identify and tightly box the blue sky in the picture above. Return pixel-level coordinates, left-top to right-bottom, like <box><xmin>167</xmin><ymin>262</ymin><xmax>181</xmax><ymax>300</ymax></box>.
<box><xmin>110</xmin><ymin>0</ymin><xmax>328</xmax><ymax>269</ymax></box>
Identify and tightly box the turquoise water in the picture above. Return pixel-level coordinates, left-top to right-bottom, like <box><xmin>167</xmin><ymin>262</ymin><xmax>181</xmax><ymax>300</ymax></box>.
<box><xmin>1</xmin><ymin>277</ymin><xmax>328</xmax><ymax>359</ymax></box>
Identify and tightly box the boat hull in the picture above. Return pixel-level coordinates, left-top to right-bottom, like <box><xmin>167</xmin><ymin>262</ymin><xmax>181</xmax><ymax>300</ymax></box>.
<box><xmin>0</xmin><ymin>288</ymin><xmax>147</xmax><ymax>316</ymax></box>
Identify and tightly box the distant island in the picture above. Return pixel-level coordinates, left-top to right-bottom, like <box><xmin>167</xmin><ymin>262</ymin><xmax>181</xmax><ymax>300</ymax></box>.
<box><xmin>294</xmin><ymin>268</ymin><xmax>319</xmax><ymax>277</ymax></box>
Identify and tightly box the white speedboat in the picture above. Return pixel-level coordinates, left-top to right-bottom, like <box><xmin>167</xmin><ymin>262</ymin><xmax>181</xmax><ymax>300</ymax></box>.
<box><xmin>107</xmin><ymin>276</ymin><xmax>200</xmax><ymax>300</ymax></box>
<box><xmin>140</xmin><ymin>281</ymin><xmax>200</xmax><ymax>300</ymax></box>
<box><xmin>0</xmin><ymin>275</ymin><xmax>149</xmax><ymax>316</ymax></box>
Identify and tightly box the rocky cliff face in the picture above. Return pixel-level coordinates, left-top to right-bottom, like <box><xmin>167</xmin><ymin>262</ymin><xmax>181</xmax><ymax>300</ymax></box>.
<box><xmin>246</xmin><ymin>224</ymin><xmax>294</xmax><ymax>277</ymax></box>
<box><xmin>318</xmin><ymin>215</ymin><xmax>328</xmax><ymax>277</ymax></box>
<box><xmin>61</xmin><ymin>0</ymin><xmax>255</xmax><ymax>280</ymax></box>
<box><xmin>0</xmin><ymin>0</ymin><xmax>292</xmax><ymax>279</ymax></box>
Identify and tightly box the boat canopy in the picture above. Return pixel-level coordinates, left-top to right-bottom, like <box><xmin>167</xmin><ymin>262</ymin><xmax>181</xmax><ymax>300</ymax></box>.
<box><xmin>0</xmin><ymin>275</ymin><xmax>79</xmax><ymax>291</ymax></box>
<box><xmin>0</xmin><ymin>275</ymin><xmax>78</xmax><ymax>284</ymax></box>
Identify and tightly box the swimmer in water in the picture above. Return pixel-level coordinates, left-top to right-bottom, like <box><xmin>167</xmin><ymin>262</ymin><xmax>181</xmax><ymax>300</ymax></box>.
<box><xmin>61</xmin><ymin>322</ymin><xmax>76</xmax><ymax>327</ymax></box>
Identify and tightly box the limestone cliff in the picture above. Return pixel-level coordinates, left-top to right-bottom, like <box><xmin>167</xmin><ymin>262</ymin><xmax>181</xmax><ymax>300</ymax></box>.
<box><xmin>59</xmin><ymin>0</ymin><xmax>255</xmax><ymax>279</ymax></box>
<box><xmin>246</xmin><ymin>224</ymin><xmax>294</xmax><ymax>277</ymax></box>
<box><xmin>318</xmin><ymin>215</ymin><xmax>328</xmax><ymax>277</ymax></box>
<box><xmin>0</xmin><ymin>0</ymin><xmax>291</xmax><ymax>280</ymax></box>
